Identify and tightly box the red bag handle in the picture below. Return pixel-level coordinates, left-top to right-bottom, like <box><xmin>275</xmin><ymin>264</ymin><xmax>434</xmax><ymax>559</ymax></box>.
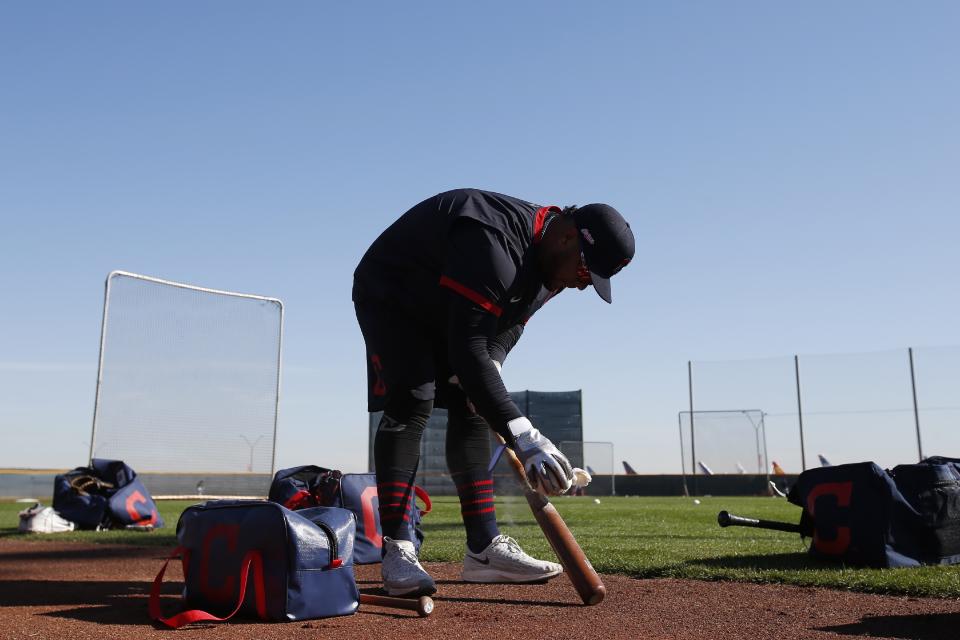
<box><xmin>149</xmin><ymin>545</ymin><xmax>267</xmax><ymax>629</ymax></box>
<box><xmin>283</xmin><ymin>489</ymin><xmax>314</xmax><ymax>510</ymax></box>
<box><xmin>414</xmin><ymin>485</ymin><xmax>432</xmax><ymax>516</ymax></box>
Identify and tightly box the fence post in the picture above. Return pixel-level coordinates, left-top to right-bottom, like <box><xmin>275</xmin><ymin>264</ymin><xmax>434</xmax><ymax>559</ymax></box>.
<box><xmin>610</xmin><ymin>442</ymin><xmax>616</xmax><ymax>496</ymax></box>
<box><xmin>688</xmin><ymin>361</ymin><xmax>697</xmax><ymax>495</ymax></box>
<box><xmin>908</xmin><ymin>347</ymin><xmax>923</xmax><ymax>461</ymax></box>
<box><xmin>794</xmin><ymin>355</ymin><xmax>807</xmax><ymax>471</ymax></box>
<box><xmin>678</xmin><ymin>413</ymin><xmax>689</xmax><ymax>496</ymax></box>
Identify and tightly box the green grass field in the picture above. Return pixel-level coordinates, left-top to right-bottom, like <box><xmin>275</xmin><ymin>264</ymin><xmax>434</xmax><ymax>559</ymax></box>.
<box><xmin>3</xmin><ymin>496</ymin><xmax>959</xmax><ymax>597</ymax></box>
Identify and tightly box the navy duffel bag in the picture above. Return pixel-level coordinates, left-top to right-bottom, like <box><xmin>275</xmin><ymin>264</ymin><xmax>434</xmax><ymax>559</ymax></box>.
<box><xmin>268</xmin><ymin>465</ymin><xmax>431</xmax><ymax>564</ymax></box>
<box><xmin>149</xmin><ymin>500</ymin><xmax>359</xmax><ymax>627</ymax></box>
<box><xmin>53</xmin><ymin>458</ymin><xmax>162</xmax><ymax>530</ymax></box>
<box><xmin>787</xmin><ymin>457</ymin><xmax>960</xmax><ymax>567</ymax></box>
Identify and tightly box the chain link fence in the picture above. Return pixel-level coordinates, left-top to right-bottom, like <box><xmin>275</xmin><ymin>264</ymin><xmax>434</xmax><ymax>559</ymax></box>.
<box><xmin>684</xmin><ymin>346</ymin><xmax>960</xmax><ymax>474</ymax></box>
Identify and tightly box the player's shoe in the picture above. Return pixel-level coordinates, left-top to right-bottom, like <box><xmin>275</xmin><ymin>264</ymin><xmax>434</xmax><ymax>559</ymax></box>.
<box><xmin>381</xmin><ymin>537</ymin><xmax>437</xmax><ymax>597</ymax></box>
<box><xmin>461</xmin><ymin>534</ymin><xmax>563</xmax><ymax>583</ymax></box>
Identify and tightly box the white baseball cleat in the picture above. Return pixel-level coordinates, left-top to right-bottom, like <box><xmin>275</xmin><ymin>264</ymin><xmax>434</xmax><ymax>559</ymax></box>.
<box><xmin>17</xmin><ymin>503</ymin><xmax>75</xmax><ymax>534</ymax></box>
<box><xmin>381</xmin><ymin>537</ymin><xmax>437</xmax><ymax>597</ymax></box>
<box><xmin>461</xmin><ymin>534</ymin><xmax>563</xmax><ymax>583</ymax></box>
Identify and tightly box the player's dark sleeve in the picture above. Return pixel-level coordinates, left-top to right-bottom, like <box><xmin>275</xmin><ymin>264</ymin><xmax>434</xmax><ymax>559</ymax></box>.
<box><xmin>441</xmin><ymin>221</ymin><xmax>524</xmax><ymax>438</ymax></box>
<box><xmin>488</xmin><ymin>324</ymin><xmax>524</xmax><ymax>365</ymax></box>
<box><xmin>446</xmin><ymin>295</ymin><xmax>523</xmax><ymax>437</ymax></box>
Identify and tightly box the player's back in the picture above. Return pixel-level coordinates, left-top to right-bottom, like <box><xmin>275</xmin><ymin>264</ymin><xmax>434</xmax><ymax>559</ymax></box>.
<box><xmin>352</xmin><ymin>189</ymin><xmax>539</xmax><ymax>322</ymax></box>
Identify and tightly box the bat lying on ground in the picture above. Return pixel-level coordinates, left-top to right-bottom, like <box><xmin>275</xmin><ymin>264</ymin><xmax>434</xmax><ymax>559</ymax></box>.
<box><xmin>359</xmin><ymin>593</ymin><xmax>434</xmax><ymax>617</ymax></box>
<box><xmin>495</xmin><ymin>434</ymin><xmax>606</xmax><ymax>606</ymax></box>
<box><xmin>717</xmin><ymin>510</ymin><xmax>803</xmax><ymax>534</ymax></box>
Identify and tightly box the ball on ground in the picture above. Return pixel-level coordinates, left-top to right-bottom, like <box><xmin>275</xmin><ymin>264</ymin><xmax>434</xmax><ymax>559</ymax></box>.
<box><xmin>417</xmin><ymin>596</ymin><xmax>434</xmax><ymax>617</ymax></box>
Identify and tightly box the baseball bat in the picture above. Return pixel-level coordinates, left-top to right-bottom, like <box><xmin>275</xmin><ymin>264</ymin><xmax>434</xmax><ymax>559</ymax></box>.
<box><xmin>717</xmin><ymin>510</ymin><xmax>802</xmax><ymax>534</ymax></box>
<box><xmin>359</xmin><ymin>593</ymin><xmax>434</xmax><ymax>617</ymax></box>
<box><xmin>496</xmin><ymin>435</ymin><xmax>606</xmax><ymax>606</ymax></box>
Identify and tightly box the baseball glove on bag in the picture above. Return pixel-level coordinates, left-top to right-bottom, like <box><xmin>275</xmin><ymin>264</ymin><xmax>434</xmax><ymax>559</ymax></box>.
<box><xmin>53</xmin><ymin>458</ymin><xmax>163</xmax><ymax>530</ymax></box>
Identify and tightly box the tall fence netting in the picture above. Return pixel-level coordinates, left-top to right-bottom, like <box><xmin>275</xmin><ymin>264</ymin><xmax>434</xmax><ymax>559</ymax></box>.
<box><xmin>686</xmin><ymin>347</ymin><xmax>959</xmax><ymax>474</ymax></box>
<box><xmin>90</xmin><ymin>272</ymin><xmax>282</xmax><ymax>477</ymax></box>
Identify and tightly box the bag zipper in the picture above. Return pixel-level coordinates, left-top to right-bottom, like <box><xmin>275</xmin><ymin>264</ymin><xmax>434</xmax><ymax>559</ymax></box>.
<box><xmin>179</xmin><ymin>502</ymin><xmax>341</xmax><ymax>569</ymax></box>
<box><xmin>313</xmin><ymin>520</ymin><xmax>341</xmax><ymax>568</ymax></box>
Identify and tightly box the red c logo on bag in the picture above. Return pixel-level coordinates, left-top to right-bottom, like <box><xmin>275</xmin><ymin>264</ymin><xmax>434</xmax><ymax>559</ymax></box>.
<box><xmin>806</xmin><ymin>481</ymin><xmax>853</xmax><ymax>556</ymax></box>
<box><xmin>200</xmin><ymin>524</ymin><xmax>240</xmax><ymax>602</ymax></box>
<box><xmin>125</xmin><ymin>490</ymin><xmax>158</xmax><ymax>526</ymax></box>
<box><xmin>360</xmin><ymin>485</ymin><xmax>381</xmax><ymax>549</ymax></box>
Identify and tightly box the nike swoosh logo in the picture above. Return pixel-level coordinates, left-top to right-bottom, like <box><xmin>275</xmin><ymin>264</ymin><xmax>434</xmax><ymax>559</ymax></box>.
<box><xmin>469</xmin><ymin>555</ymin><xmax>490</xmax><ymax>565</ymax></box>
<box><xmin>510</xmin><ymin>296</ymin><xmax>523</xmax><ymax>303</ymax></box>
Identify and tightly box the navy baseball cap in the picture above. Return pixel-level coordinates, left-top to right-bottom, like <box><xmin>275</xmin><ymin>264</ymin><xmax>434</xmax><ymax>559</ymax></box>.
<box><xmin>573</xmin><ymin>204</ymin><xmax>635</xmax><ymax>303</ymax></box>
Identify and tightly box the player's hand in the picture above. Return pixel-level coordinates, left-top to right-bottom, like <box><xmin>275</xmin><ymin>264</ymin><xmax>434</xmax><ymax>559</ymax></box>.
<box><xmin>509</xmin><ymin>418</ymin><xmax>574</xmax><ymax>495</ymax></box>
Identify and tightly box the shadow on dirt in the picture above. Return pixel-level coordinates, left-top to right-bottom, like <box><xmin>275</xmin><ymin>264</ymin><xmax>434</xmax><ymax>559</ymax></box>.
<box><xmin>356</xmin><ymin>582</ymin><xmax>575</xmax><ymax>608</ymax></box>
<box><xmin>818</xmin><ymin>613</ymin><xmax>960</xmax><ymax>640</ymax></box>
<box><xmin>0</xmin><ymin>579</ymin><xmax>172</xmax><ymax>625</ymax></box>
<box><xmin>0</xmin><ymin>545</ymin><xmax>166</xmax><ymax>563</ymax></box>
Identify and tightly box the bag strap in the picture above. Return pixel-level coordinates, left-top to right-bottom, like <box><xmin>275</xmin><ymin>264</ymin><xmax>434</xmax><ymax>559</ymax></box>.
<box><xmin>414</xmin><ymin>485</ymin><xmax>432</xmax><ymax>515</ymax></box>
<box><xmin>149</xmin><ymin>545</ymin><xmax>267</xmax><ymax>629</ymax></box>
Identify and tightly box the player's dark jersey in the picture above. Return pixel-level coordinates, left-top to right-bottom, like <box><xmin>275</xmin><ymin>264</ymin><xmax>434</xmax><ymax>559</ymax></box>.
<box><xmin>353</xmin><ymin>188</ymin><xmax>557</xmax><ymax>333</ymax></box>
<box><xmin>353</xmin><ymin>188</ymin><xmax>561</xmax><ymax>430</ymax></box>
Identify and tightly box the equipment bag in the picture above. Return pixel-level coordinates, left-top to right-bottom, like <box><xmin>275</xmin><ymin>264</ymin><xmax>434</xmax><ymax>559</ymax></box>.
<box><xmin>149</xmin><ymin>500</ymin><xmax>359</xmax><ymax>628</ymax></box>
<box><xmin>268</xmin><ymin>465</ymin><xmax>432</xmax><ymax>564</ymax></box>
<box><xmin>787</xmin><ymin>457</ymin><xmax>960</xmax><ymax>567</ymax></box>
<box><xmin>268</xmin><ymin>465</ymin><xmax>343</xmax><ymax>511</ymax></box>
<box><xmin>52</xmin><ymin>458</ymin><xmax>163</xmax><ymax>530</ymax></box>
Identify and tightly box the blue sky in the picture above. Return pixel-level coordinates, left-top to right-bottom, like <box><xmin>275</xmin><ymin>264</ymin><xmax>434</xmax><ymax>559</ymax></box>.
<box><xmin>1</xmin><ymin>2</ymin><xmax>958</xmax><ymax>474</ymax></box>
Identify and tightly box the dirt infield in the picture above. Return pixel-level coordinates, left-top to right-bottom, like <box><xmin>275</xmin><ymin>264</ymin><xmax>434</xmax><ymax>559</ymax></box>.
<box><xmin>1</xmin><ymin>540</ymin><xmax>959</xmax><ymax>640</ymax></box>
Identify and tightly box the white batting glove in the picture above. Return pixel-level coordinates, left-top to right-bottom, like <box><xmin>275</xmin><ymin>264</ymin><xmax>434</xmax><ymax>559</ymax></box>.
<box><xmin>508</xmin><ymin>417</ymin><xmax>574</xmax><ymax>496</ymax></box>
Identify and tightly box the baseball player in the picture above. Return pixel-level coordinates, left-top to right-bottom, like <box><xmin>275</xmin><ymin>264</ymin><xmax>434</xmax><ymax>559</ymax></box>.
<box><xmin>353</xmin><ymin>188</ymin><xmax>634</xmax><ymax>596</ymax></box>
